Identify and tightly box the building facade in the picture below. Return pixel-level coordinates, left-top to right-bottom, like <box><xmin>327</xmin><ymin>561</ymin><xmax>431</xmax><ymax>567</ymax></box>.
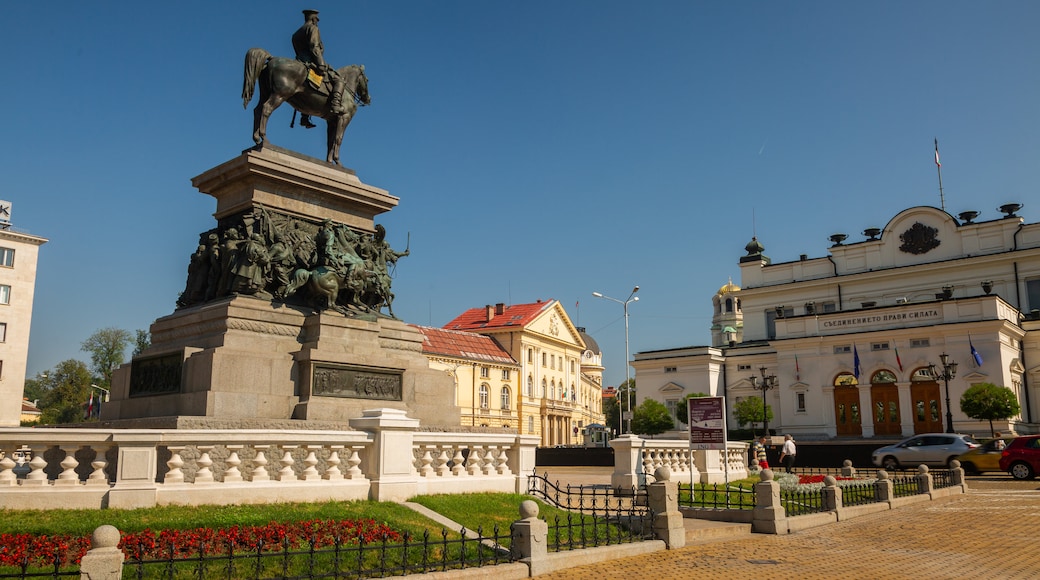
<box><xmin>440</xmin><ymin>300</ymin><xmax>605</xmax><ymax>446</ymax></box>
<box><xmin>634</xmin><ymin>204</ymin><xmax>1040</xmax><ymax>439</ymax></box>
<box><xmin>0</xmin><ymin>221</ymin><xmax>47</xmax><ymax>427</ymax></box>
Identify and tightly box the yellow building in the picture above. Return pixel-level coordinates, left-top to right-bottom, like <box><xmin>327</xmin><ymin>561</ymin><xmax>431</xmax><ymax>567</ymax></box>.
<box><xmin>439</xmin><ymin>300</ymin><xmax>605</xmax><ymax>446</ymax></box>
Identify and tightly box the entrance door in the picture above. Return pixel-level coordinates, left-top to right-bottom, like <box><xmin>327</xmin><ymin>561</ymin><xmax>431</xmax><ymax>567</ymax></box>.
<box><xmin>910</xmin><ymin>382</ymin><xmax>943</xmax><ymax>433</ymax></box>
<box><xmin>834</xmin><ymin>386</ymin><xmax>862</xmax><ymax>436</ymax></box>
<box><xmin>871</xmin><ymin>384</ymin><xmax>902</xmax><ymax>436</ymax></box>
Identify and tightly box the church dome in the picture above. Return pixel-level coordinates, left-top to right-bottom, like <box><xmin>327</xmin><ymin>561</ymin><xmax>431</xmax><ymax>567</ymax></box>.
<box><xmin>717</xmin><ymin>279</ymin><xmax>741</xmax><ymax>295</ymax></box>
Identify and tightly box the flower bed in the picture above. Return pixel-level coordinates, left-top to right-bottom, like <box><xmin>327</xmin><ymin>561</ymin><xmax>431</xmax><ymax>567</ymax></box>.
<box><xmin>776</xmin><ymin>473</ymin><xmax>877</xmax><ymax>491</ymax></box>
<box><xmin>0</xmin><ymin>519</ymin><xmax>400</xmax><ymax>570</ymax></box>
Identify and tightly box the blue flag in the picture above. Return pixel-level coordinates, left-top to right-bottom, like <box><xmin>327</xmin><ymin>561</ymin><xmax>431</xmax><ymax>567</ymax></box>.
<box><xmin>853</xmin><ymin>345</ymin><xmax>861</xmax><ymax>379</ymax></box>
<box><xmin>970</xmin><ymin>338</ymin><xmax>983</xmax><ymax>367</ymax></box>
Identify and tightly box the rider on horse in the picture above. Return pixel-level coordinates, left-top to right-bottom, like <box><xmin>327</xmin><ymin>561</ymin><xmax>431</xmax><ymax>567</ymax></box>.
<box><xmin>292</xmin><ymin>9</ymin><xmax>348</xmax><ymax>129</ymax></box>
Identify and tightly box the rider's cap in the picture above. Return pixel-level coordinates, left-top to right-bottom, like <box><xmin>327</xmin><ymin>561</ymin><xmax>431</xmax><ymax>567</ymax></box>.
<box><xmin>303</xmin><ymin>9</ymin><xmax>319</xmax><ymax>19</ymax></box>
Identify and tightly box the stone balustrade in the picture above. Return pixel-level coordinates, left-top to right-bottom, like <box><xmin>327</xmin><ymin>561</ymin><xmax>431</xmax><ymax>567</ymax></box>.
<box><xmin>610</xmin><ymin>435</ymin><xmax>750</xmax><ymax>489</ymax></box>
<box><xmin>0</xmin><ymin>409</ymin><xmax>538</xmax><ymax>510</ymax></box>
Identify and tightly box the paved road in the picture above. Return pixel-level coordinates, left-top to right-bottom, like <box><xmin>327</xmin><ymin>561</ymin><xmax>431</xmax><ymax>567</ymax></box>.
<box><xmin>534</xmin><ymin>471</ymin><xmax>1040</xmax><ymax>579</ymax></box>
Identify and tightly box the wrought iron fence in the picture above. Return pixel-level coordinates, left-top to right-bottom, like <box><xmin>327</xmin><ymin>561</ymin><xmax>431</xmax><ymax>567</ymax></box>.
<box><xmin>839</xmin><ymin>480</ymin><xmax>878</xmax><ymax>507</ymax></box>
<box><xmin>527</xmin><ymin>470</ymin><xmax>655</xmax><ymax>550</ymax></box>
<box><xmin>0</xmin><ymin>546</ymin><xmax>81</xmax><ymax>579</ymax></box>
<box><xmin>679</xmin><ymin>482</ymin><xmax>756</xmax><ymax>510</ymax></box>
<box><xmin>932</xmin><ymin>469</ymin><xmax>953</xmax><ymax>489</ymax></box>
<box><xmin>891</xmin><ymin>475</ymin><xmax>919</xmax><ymax>498</ymax></box>
<box><xmin>780</xmin><ymin>488</ymin><xmax>825</xmax><ymax>516</ymax></box>
<box><xmin>0</xmin><ymin>564</ymin><xmax>79</xmax><ymax>579</ymax></box>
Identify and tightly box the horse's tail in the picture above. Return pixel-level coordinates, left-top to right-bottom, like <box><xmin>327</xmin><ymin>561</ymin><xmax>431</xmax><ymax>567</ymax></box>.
<box><xmin>242</xmin><ymin>47</ymin><xmax>272</xmax><ymax>108</ymax></box>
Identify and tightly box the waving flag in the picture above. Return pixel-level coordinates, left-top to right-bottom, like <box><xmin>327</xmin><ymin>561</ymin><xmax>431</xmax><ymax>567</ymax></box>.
<box><xmin>894</xmin><ymin>348</ymin><xmax>904</xmax><ymax>372</ymax></box>
<box><xmin>85</xmin><ymin>392</ymin><xmax>95</xmax><ymax>420</ymax></box>
<box><xmin>795</xmin><ymin>354</ymin><xmax>801</xmax><ymax>381</ymax></box>
<box><xmin>853</xmin><ymin>345</ymin><xmax>861</xmax><ymax>379</ymax></box>
<box><xmin>970</xmin><ymin>337</ymin><xmax>983</xmax><ymax>367</ymax></box>
<box><xmin>934</xmin><ymin>139</ymin><xmax>941</xmax><ymax>168</ymax></box>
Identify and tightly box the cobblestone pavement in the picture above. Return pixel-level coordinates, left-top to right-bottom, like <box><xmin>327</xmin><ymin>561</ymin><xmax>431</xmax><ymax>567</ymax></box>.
<box><xmin>535</xmin><ymin>473</ymin><xmax>1040</xmax><ymax>579</ymax></box>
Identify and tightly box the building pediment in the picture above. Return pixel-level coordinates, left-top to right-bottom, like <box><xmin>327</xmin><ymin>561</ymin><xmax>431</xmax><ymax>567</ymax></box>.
<box><xmin>960</xmin><ymin>370</ymin><xmax>988</xmax><ymax>382</ymax></box>
<box><xmin>659</xmin><ymin>382</ymin><xmax>685</xmax><ymax>395</ymax></box>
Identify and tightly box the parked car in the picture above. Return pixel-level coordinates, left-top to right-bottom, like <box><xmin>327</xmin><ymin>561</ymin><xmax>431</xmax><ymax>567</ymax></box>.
<box><xmin>872</xmin><ymin>433</ymin><xmax>979</xmax><ymax>470</ymax></box>
<box><xmin>957</xmin><ymin>436</ymin><xmax>1014</xmax><ymax>474</ymax></box>
<box><xmin>999</xmin><ymin>434</ymin><xmax>1040</xmax><ymax>480</ymax></box>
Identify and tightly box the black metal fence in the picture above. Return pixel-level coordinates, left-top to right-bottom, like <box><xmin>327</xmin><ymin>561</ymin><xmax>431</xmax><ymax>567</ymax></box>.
<box><xmin>780</xmin><ymin>488</ymin><xmax>825</xmax><ymax>517</ymax></box>
<box><xmin>679</xmin><ymin>482</ymin><xmax>756</xmax><ymax>510</ymax></box>
<box><xmin>891</xmin><ymin>475</ymin><xmax>920</xmax><ymax>498</ymax></box>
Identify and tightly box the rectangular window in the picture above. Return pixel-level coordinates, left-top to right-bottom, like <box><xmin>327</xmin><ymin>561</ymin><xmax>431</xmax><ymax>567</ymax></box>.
<box><xmin>501</xmin><ymin>369</ymin><xmax>510</xmax><ymax>380</ymax></box>
<box><xmin>871</xmin><ymin>342</ymin><xmax>889</xmax><ymax>351</ymax></box>
<box><xmin>797</xmin><ymin>393</ymin><xmax>806</xmax><ymax>412</ymax></box>
<box><xmin>833</xmin><ymin>345</ymin><xmax>851</xmax><ymax>354</ymax></box>
<box><xmin>737</xmin><ymin>364</ymin><xmax>752</xmax><ymax>371</ymax></box>
<box><xmin>0</xmin><ymin>248</ymin><xmax>13</xmax><ymax>268</ymax></box>
<box><xmin>664</xmin><ymin>366</ymin><xmax>677</xmax><ymax>373</ymax></box>
<box><xmin>821</xmin><ymin>301</ymin><xmax>837</xmax><ymax>313</ymax></box>
<box><xmin>542</xmin><ymin>353</ymin><xmax>547</xmax><ymax>367</ymax></box>
<box><xmin>1027</xmin><ymin>278</ymin><xmax>1040</xmax><ymax>312</ymax></box>
<box><xmin>0</xmin><ymin>323</ymin><xmax>6</xmax><ymax>342</ymax></box>
<box><xmin>480</xmin><ymin>366</ymin><xmax>489</xmax><ymax>378</ymax></box>
<box><xmin>910</xmin><ymin>338</ymin><xmax>930</xmax><ymax>348</ymax></box>
<box><xmin>0</xmin><ymin>285</ymin><xmax>9</xmax><ymax>305</ymax></box>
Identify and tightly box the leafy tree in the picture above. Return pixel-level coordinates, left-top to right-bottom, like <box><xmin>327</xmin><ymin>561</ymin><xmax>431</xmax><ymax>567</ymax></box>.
<box><xmin>38</xmin><ymin>359</ymin><xmax>93</xmax><ymax>424</ymax></box>
<box><xmin>22</xmin><ymin>374</ymin><xmax>49</xmax><ymax>404</ymax></box>
<box><xmin>603</xmin><ymin>379</ymin><xmax>635</xmax><ymax>437</ymax></box>
<box><xmin>960</xmin><ymin>383</ymin><xmax>1021</xmax><ymax>437</ymax></box>
<box><xmin>81</xmin><ymin>327</ymin><xmax>132</xmax><ymax>388</ymax></box>
<box><xmin>631</xmin><ymin>399</ymin><xmax>674</xmax><ymax>438</ymax></box>
<box><xmin>132</xmin><ymin>329</ymin><xmax>151</xmax><ymax>357</ymax></box>
<box><xmin>674</xmin><ymin>392</ymin><xmax>710</xmax><ymax>425</ymax></box>
<box><xmin>733</xmin><ymin>397</ymin><xmax>773</xmax><ymax>436</ymax></box>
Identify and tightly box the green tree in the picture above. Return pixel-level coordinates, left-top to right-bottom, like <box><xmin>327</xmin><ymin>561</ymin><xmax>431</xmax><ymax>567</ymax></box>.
<box><xmin>674</xmin><ymin>392</ymin><xmax>710</xmax><ymax>425</ymax></box>
<box><xmin>603</xmin><ymin>379</ymin><xmax>635</xmax><ymax>437</ymax></box>
<box><xmin>38</xmin><ymin>359</ymin><xmax>93</xmax><ymax>424</ymax></box>
<box><xmin>22</xmin><ymin>374</ymin><xmax>50</xmax><ymax>404</ymax></box>
<box><xmin>631</xmin><ymin>399</ymin><xmax>674</xmax><ymax>438</ymax></box>
<box><xmin>81</xmin><ymin>327</ymin><xmax>133</xmax><ymax>388</ymax></box>
<box><xmin>733</xmin><ymin>397</ymin><xmax>773</xmax><ymax>436</ymax></box>
<box><xmin>960</xmin><ymin>383</ymin><xmax>1021</xmax><ymax>437</ymax></box>
<box><xmin>132</xmin><ymin>329</ymin><xmax>151</xmax><ymax>357</ymax></box>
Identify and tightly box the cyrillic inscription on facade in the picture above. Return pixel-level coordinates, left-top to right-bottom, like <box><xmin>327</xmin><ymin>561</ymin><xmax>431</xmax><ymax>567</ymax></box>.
<box><xmin>313</xmin><ymin>365</ymin><xmax>403</xmax><ymax>401</ymax></box>
<box><xmin>821</xmin><ymin>309</ymin><xmax>941</xmax><ymax>330</ymax></box>
<box><xmin>129</xmin><ymin>353</ymin><xmax>183</xmax><ymax>397</ymax></box>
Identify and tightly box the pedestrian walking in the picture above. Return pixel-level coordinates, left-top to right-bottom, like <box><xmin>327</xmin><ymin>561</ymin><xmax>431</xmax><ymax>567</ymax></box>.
<box><xmin>752</xmin><ymin>435</ymin><xmax>769</xmax><ymax>469</ymax></box>
<box><xmin>779</xmin><ymin>434</ymin><xmax>797</xmax><ymax>473</ymax></box>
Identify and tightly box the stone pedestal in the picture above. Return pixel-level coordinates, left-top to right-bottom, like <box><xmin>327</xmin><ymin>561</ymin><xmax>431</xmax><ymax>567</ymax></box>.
<box><xmin>105</xmin><ymin>147</ymin><xmax>458</xmax><ymax>428</ymax></box>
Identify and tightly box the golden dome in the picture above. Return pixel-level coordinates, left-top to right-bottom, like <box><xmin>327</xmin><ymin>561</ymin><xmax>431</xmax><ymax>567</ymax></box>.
<box><xmin>717</xmin><ymin>278</ymin><xmax>740</xmax><ymax>295</ymax></box>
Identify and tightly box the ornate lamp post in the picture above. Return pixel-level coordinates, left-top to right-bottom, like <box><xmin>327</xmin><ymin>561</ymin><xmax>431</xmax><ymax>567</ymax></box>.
<box><xmin>593</xmin><ymin>286</ymin><xmax>639</xmax><ymax>434</ymax></box>
<box><xmin>928</xmin><ymin>353</ymin><xmax>958</xmax><ymax>433</ymax></box>
<box><xmin>749</xmin><ymin>366</ymin><xmax>777</xmax><ymax>436</ymax></box>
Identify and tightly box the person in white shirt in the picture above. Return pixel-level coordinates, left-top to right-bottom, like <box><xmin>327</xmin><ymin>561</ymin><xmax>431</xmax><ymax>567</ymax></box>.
<box><xmin>779</xmin><ymin>434</ymin><xmax>797</xmax><ymax>473</ymax></box>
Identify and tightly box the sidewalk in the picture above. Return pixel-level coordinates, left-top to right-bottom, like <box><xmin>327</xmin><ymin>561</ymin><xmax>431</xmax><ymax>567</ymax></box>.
<box><xmin>533</xmin><ymin>481</ymin><xmax>1040</xmax><ymax>579</ymax></box>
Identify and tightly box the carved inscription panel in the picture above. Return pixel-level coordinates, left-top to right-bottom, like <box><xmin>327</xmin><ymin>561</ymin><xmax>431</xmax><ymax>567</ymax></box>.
<box><xmin>313</xmin><ymin>365</ymin><xmax>403</xmax><ymax>401</ymax></box>
<box><xmin>129</xmin><ymin>352</ymin><xmax>184</xmax><ymax>397</ymax></box>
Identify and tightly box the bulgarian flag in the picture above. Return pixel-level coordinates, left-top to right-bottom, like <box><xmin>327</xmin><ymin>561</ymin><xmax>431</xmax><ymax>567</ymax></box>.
<box><xmin>795</xmin><ymin>355</ymin><xmax>801</xmax><ymax>381</ymax></box>
<box><xmin>934</xmin><ymin>139</ymin><xmax>941</xmax><ymax>168</ymax></box>
<box><xmin>85</xmin><ymin>392</ymin><xmax>95</xmax><ymax>420</ymax></box>
<box><xmin>894</xmin><ymin>348</ymin><xmax>904</xmax><ymax>372</ymax></box>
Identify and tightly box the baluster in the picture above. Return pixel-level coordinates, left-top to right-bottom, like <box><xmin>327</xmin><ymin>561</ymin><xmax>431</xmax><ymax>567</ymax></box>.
<box><xmin>670</xmin><ymin>450</ymin><xmax>681</xmax><ymax>473</ymax></box>
<box><xmin>251</xmin><ymin>445</ymin><xmax>270</xmax><ymax>481</ymax></box>
<box><xmin>418</xmin><ymin>446</ymin><xmax>434</xmax><ymax>477</ymax></box>
<box><xmin>466</xmin><ymin>445</ymin><xmax>483</xmax><ymax>476</ymax></box>
<box><xmin>22</xmin><ymin>446</ymin><xmax>50</xmax><ymax>486</ymax></box>
<box><xmin>345</xmin><ymin>446</ymin><xmax>363</xmax><ymax>479</ymax></box>
<box><xmin>223</xmin><ymin>445</ymin><xmax>244</xmax><ymax>483</ymax></box>
<box><xmin>194</xmin><ymin>446</ymin><xmax>215</xmax><ymax>484</ymax></box>
<box><xmin>87</xmin><ymin>445</ymin><xmax>110</xmax><ymax>486</ymax></box>
<box><xmin>324</xmin><ymin>445</ymin><xmax>344</xmax><ymax>481</ymax></box>
<box><xmin>496</xmin><ymin>447</ymin><xmax>511</xmax><ymax>475</ymax></box>
<box><xmin>0</xmin><ymin>445</ymin><xmax>17</xmax><ymax>486</ymax></box>
<box><xmin>165</xmin><ymin>446</ymin><xmax>186</xmax><ymax>484</ymax></box>
<box><xmin>55</xmin><ymin>445</ymin><xmax>81</xmax><ymax>486</ymax></box>
<box><xmin>278</xmin><ymin>446</ymin><xmax>297</xmax><ymax>481</ymax></box>
<box><xmin>481</xmin><ymin>446</ymin><xmax>495</xmax><ymax>475</ymax></box>
<box><xmin>451</xmin><ymin>447</ymin><xmax>466</xmax><ymax>476</ymax></box>
<box><xmin>301</xmin><ymin>446</ymin><xmax>321</xmax><ymax>481</ymax></box>
<box><xmin>434</xmin><ymin>446</ymin><xmax>450</xmax><ymax>477</ymax></box>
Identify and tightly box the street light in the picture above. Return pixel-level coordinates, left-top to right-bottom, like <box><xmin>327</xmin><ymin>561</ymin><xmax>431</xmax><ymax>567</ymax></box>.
<box><xmin>593</xmin><ymin>286</ymin><xmax>639</xmax><ymax>434</ymax></box>
<box><xmin>928</xmin><ymin>353</ymin><xmax>958</xmax><ymax>433</ymax></box>
<box><xmin>748</xmin><ymin>366</ymin><xmax>777</xmax><ymax>436</ymax></box>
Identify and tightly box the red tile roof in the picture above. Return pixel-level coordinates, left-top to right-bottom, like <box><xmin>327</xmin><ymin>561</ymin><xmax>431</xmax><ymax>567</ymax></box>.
<box><xmin>411</xmin><ymin>325</ymin><xmax>517</xmax><ymax>365</ymax></box>
<box><xmin>443</xmin><ymin>300</ymin><xmax>555</xmax><ymax>332</ymax></box>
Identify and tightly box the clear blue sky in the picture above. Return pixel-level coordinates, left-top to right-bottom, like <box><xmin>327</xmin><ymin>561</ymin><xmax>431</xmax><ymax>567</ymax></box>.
<box><xmin>4</xmin><ymin>2</ymin><xmax>1038</xmax><ymax>388</ymax></box>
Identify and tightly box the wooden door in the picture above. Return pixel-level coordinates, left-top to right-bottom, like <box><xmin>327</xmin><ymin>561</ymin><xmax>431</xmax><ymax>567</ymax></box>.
<box><xmin>834</xmin><ymin>386</ymin><xmax>862</xmax><ymax>436</ymax></box>
<box><xmin>871</xmin><ymin>384</ymin><xmax>902</xmax><ymax>436</ymax></box>
<box><xmin>910</xmin><ymin>382</ymin><xmax>943</xmax><ymax>433</ymax></box>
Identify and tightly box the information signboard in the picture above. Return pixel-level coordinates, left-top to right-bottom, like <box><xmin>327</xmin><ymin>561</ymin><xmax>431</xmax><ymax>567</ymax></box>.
<box><xmin>687</xmin><ymin>396</ymin><xmax>727</xmax><ymax>450</ymax></box>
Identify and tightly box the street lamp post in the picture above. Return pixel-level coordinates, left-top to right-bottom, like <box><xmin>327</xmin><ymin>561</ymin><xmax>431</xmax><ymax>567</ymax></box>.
<box><xmin>928</xmin><ymin>353</ymin><xmax>958</xmax><ymax>433</ymax></box>
<box><xmin>748</xmin><ymin>366</ymin><xmax>777</xmax><ymax>436</ymax></box>
<box><xmin>593</xmin><ymin>286</ymin><xmax>639</xmax><ymax>435</ymax></box>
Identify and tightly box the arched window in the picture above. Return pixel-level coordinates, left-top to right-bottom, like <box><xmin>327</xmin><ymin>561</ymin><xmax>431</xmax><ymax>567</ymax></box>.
<box><xmin>871</xmin><ymin>370</ymin><xmax>897</xmax><ymax>383</ymax></box>
<box><xmin>527</xmin><ymin>374</ymin><xmax>534</xmax><ymax>396</ymax></box>
<box><xmin>500</xmin><ymin>387</ymin><xmax>511</xmax><ymax>410</ymax></box>
<box><xmin>725</xmin><ymin>298</ymin><xmax>733</xmax><ymax>313</ymax></box>
<box><xmin>736</xmin><ymin>298</ymin><xmax>741</xmax><ymax>312</ymax></box>
<box><xmin>541</xmin><ymin>378</ymin><xmax>547</xmax><ymax>397</ymax></box>
<box><xmin>834</xmin><ymin>372</ymin><xmax>858</xmax><ymax>386</ymax></box>
<box><xmin>479</xmin><ymin>384</ymin><xmax>490</xmax><ymax>409</ymax></box>
<box><xmin>571</xmin><ymin>383</ymin><xmax>577</xmax><ymax>401</ymax></box>
<box><xmin>911</xmin><ymin>367</ymin><xmax>934</xmax><ymax>382</ymax></box>
<box><xmin>550</xmin><ymin>380</ymin><xmax>556</xmax><ymax>399</ymax></box>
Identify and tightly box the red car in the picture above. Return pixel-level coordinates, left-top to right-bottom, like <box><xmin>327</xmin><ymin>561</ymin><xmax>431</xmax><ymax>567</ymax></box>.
<box><xmin>999</xmin><ymin>435</ymin><xmax>1040</xmax><ymax>480</ymax></box>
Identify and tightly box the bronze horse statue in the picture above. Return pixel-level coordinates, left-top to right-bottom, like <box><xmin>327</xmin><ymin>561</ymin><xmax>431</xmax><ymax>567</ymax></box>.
<box><xmin>242</xmin><ymin>48</ymin><xmax>370</xmax><ymax>165</ymax></box>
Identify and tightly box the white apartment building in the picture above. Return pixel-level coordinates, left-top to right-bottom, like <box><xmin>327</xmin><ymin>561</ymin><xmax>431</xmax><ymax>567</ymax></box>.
<box><xmin>634</xmin><ymin>203</ymin><xmax>1040</xmax><ymax>439</ymax></box>
<box><xmin>0</xmin><ymin>211</ymin><xmax>47</xmax><ymax>426</ymax></box>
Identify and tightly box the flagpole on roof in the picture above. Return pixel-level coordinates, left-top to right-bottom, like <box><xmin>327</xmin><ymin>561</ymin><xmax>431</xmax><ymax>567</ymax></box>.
<box><xmin>934</xmin><ymin>138</ymin><xmax>946</xmax><ymax>211</ymax></box>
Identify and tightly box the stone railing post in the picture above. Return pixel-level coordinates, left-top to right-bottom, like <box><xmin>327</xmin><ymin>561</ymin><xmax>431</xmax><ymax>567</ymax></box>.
<box><xmin>874</xmin><ymin>469</ymin><xmax>894</xmax><ymax>502</ymax></box>
<box><xmin>915</xmin><ymin>465</ymin><xmax>934</xmax><ymax>495</ymax></box>
<box><xmin>349</xmin><ymin>408</ymin><xmax>418</xmax><ymax>501</ymax></box>
<box><xmin>752</xmin><ymin>469</ymin><xmax>788</xmax><ymax>534</ymax></box>
<box><xmin>948</xmin><ymin>459</ymin><xmax>968</xmax><ymax>491</ymax></box>
<box><xmin>79</xmin><ymin>525</ymin><xmax>123</xmax><ymax>580</ymax></box>
<box><xmin>840</xmin><ymin>459</ymin><xmax>856</xmax><ymax>478</ymax></box>
<box><xmin>821</xmin><ymin>475</ymin><xmax>843</xmax><ymax>511</ymax></box>
<box><xmin>108</xmin><ymin>433</ymin><xmax>160</xmax><ymax>509</ymax></box>
<box><xmin>647</xmin><ymin>466</ymin><xmax>685</xmax><ymax>549</ymax></box>
<box><xmin>511</xmin><ymin>499</ymin><xmax>548</xmax><ymax>577</ymax></box>
<box><xmin>609</xmin><ymin>434</ymin><xmax>644</xmax><ymax>492</ymax></box>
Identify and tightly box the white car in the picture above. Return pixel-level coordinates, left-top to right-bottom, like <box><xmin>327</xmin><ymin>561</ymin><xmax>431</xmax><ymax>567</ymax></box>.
<box><xmin>871</xmin><ymin>433</ymin><xmax>979</xmax><ymax>470</ymax></box>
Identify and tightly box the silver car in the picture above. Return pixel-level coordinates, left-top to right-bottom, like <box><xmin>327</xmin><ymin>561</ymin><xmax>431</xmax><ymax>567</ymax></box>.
<box><xmin>871</xmin><ymin>433</ymin><xmax>979</xmax><ymax>470</ymax></box>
